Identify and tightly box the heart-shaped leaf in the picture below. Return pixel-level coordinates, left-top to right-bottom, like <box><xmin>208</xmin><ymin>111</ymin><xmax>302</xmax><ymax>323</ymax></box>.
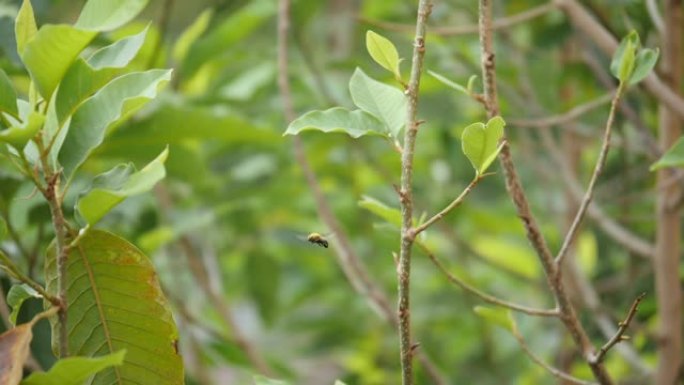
<box><xmin>285</xmin><ymin>107</ymin><xmax>386</xmax><ymax>138</ymax></box>
<box><xmin>366</xmin><ymin>30</ymin><xmax>401</xmax><ymax>79</ymax></box>
<box><xmin>349</xmin><ymin>68</ymin><xmax>406</xmax><ymax>138</ymax></box>
<box><xmin>461</xmin><ymin>116</ymin><xmax>505</xmax><ymax>176</ymax></box>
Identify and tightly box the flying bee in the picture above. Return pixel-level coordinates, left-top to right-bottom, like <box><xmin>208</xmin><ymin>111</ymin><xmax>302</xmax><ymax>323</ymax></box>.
<box><xmin>296</xmin><ymin>232</ymin><xmax>333</xmax><ymax>248</ymax></box>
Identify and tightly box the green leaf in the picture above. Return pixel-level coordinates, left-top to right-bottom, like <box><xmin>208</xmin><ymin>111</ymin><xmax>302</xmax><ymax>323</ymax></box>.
<box><xmin>14</xmin><ymin>0</ymin><xmax>37</xmax><ymax>55</ymax></box>
<box><xmin>21</xmin><ymin>350</ymin><xmax>126</xmax><ymax>385</ymax></box>
<box><xmin>651</xmin><ymin>136</ymin><xmax>684</xmax><ymax>171</ymax></box>
<box><xmin>76</xmin><ymin>0</ymin><xmax>150</xmax><ymax>31</ymax></box>
<box><xmin>172</xmin><ymin>9</ymin><xmax>212</xmax><ymax>63</ymax></box>
<box><xmin>473</xmin><ymin>306</ymin><xmax>514</xmax><ymax>332</ymax></box>
<box><xmin>246</xmin><ymin>253</ymin><xmax>280</xmax><ymax>325</ymax></box>
<box><xmin>58</xmin><ymin>69</ymin><xmax>172</xmax><ymax>178</ymax></box>
<box><xmin>0</xmin><ymin>111</ymin><xmax>44</xmax><ymax>150</ymax></box>
<box><xmin>0</xmin><ymin>322</ymin><xmax>34</xmax><ymax>385</ymax></box>
<box><xmin>253</xmin><ymin>376</ymin><xmax>291</xmax><ymax>385</ymax></box>
<box><xmin>428</xmin><ymin>70</ymin><xmax>468</xmax><ymax>95</ymax></box>
<box><xmin>349</xmin><ymin>68</ymin><xmax>406</xmax><ymax>138</ymax></box>
<box><xmin>334</xmin><ymin>381</ymin><xmax>348</xmax><ymax>385</ymax></box>
<box><xmin>630</xmin><ymin>48</ymin><xmax>659</xmax><ymax>85</ymax></box>
<box><xmin>284</xmin><ymin>107</ymin><xmax>387</xmax><ymax>138</ymax></box>
<box><xmin>45</xmin><ymin>230</ymin><xmax>183</xmax><ymax>384</ymax></box>
<box><xmin>7</xmin><ymin>284</ymin><xmax>42</xmax><ymax>326</ymax></box>
<box><xmin>358</xmin><ymin>195</ymin><xmax>402</xmax><ymax>227</ymax></box>
<box><xmin>20</xmin><ymin>25</ymin><xmax>97</xmax><ymax>99</ymax></box>
<box><xmin>0</xmin><ymin>69</ymin><xmax>18</xmax><ymax>119</ymax></box>
<box><xmin>76</xmin><ymin>148</ymin><xmax>168</xmax><ymax>226</ymax></box>
<box><xmin>610</xmin><ymin>31</ymin><xmax>639</xmax><ymax>83</ymax></box>
<box><xmin>88</xmin><ymin>26</ymin><xmax>149</xmax><ymax>69</ymax></box>
<box><xmin>366</xmin><ymin>30</ymin><xmax>401</xmax><ymax>79</ymax></box>
<box><xmin>461</xmin><ymin>116</ymin><xmax>505</xmax><ymax>176</ymax></box>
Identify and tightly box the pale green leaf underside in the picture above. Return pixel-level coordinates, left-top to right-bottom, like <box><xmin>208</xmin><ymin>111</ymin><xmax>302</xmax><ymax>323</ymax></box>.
<box><xmin>7</xmin><ymin>284</ymin><xmax>41</xmax><ymax>326</ymax></box>
<box><xmin>45</xmin><ymin>230</ymin><xmax>183</xmax><ymax>385</ymax></box>
<box><xmin>76</xmin><ymin>0</ymin><xmax>150</xmax><ymax>31</ymax></box>
<box><xmin>365</xmin><ymin>30</ymin><xmax>400</xmax><ymax>78</ymax></box>
<box><xmin>20</xmin><ymin>350</ymin><xmax>126</xmax><ymax>385</ymax></box>
<box><xmin>285</xmin><ymin>107</ymin><xmax>387</xmax><ymax>138</ymax></box>
<box><xmin>349</xmin><ymin>68</ymin><xmax>406</xmax><ymax>138</ymax></box>
<box><xmin>651</xmin><ymin>136</ymin><xmax>684</xmax><ymax>171</ymax></box>
<box><xmin>77</xmin><ymin>148</ymin><xmax>168</xmax><ymax>225</ymax></box>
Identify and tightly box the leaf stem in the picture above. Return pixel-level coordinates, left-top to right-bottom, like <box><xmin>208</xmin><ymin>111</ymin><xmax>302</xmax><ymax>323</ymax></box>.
<box><xmin>412</xmin><ymin>175</ymin><xmax>481</xmax><ymax>237</ymax></box>
<box><xmin>0</xmin><ymin>249</ymin><xmax>60</xmax><ymax>306</ymax></box>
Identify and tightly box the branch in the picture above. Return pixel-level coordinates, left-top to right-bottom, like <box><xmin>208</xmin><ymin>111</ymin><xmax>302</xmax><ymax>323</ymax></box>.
<box><xmin>555</xmin><ymin>82</ymin><xmax>626</xmax><ymax>267</ymax></box>
<box><xmin>508</xmin><ymin>93</ymin><xmax>612</xmax><ymax>129</ymax></box>
<box><xmin>397</xmin><ymin>2</ymin><xmax>432</xmax><ymax>384</ymax></box>
<box><xmin>0</xmin><ymin>249</ymin><xmax>60</xmax><ymax>306</ymax></box>
<box><xmin>359</xmin><ymin>3</ymin><xmax>556</xmax><ymax>36</ymax></box>
<box><xmin>591</xmin><ymin>293</ymin><xmax>646</xmax><ymax>364</ymax></box>
<box><xmin>417</xmin><ymin>242</ymin><xmax>558</xmax><ymax>317</ymax></box>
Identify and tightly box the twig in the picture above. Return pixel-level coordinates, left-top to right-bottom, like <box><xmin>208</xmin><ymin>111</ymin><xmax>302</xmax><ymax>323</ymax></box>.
<box><xmin>555</xmin><ymin>82</ymin><xmax>626</xmax><ymax>267</ymax></box>
<box><xmin>508</xmin><ymin>93</ymin><xmax>612</xmax><ymax>128</ymax></box>
<box><xmin>397</xmin><ymin>2</ymin><xmax>432</xmax><ymax>384</ymax></box>
<box><xmin>478</xmin><ymin>1</ymin><xmax>614</xmax><ymax>383</ymax></box>
<box><xmin>411</xmin><ymin>175</ymin><xmax>481</xmax><ymax>237</ymax></box>
<box><xmin>591</xmin><ymin>292</ymin><xmax>646</xmax><ymax>364</ymax></box>
<box><xmin>645</xmin><ymin>0</ymin><xmax>664</xmax><ymax>35</ymax></box>
<box><xmin>510</xmin><ymin>319</ymin><xmax>598</xmax><ymax>385</ymax></box>
<box><xmin>359</xmin><ymin>3</ymin><xmax>556</xmax><ymax>36</ymax></box>
<box><xmin>0</xmin><ymin>250</ymin><xmax>60</xmax><ymax>306</ymax></box>
<box><xmin>417</xmin><ymin>242</ymin><xmax>558</xmax><ymax>317</ymax></box>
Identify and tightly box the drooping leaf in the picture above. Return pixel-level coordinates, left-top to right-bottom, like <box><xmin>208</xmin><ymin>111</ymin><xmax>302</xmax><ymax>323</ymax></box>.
<box><xmin>473</xmin><ymin>306</ymin><xmax>514</xmax><ymax>333</ymax></box>
<box><xmin>246</xmin><ymin>253</ymin><xmax>280</xmax><ymax>325</ymax></box>
<box><xmin>349</xmin><ymin>68</ymin><xmax>406</xmax><ymax>138</ymax></box>
<box><xmin>366</xmin><ymin>30</ymin><xmax>400</xmax><ymax>79</ymax></box>
<box><xmin>88</xmin><ymin>26</ymin><xmax>149</xmax><ymax>69</ymax></box>
<box><xmin>57</xmin><ymin>69</ymin><xmax>172</xmax><ymax>178</ymax></box>
<box><xmin>20</xmin><ymin>25</ymin><xmax>97</xmax><ymax>99</ymax></box>
<box><xmin>76</xmin><ymin>148</ymin><xmax>168</xmax><ymax>226</ymax></box>
<box><xmin>76</xmin><ymin>0</ymin><xmax>150</xmax><ymax>32</ymax></box>
<box><xmin>0</xmin><ymin>322</ymin><xmax>33</xmax><ymax>385</ymax></box>
<box><xmin>20</xmin><ymin>350</ymin><xmax>126</xmax><ymax>385</ymax></box>
<box><xmin>0</xmin><ymin>69</ymin><xmax>18</xmax><ymax>118</ymax></box>
<box><xmin>285</xmin><ymin>107</ymin><xmax>387</xmax><ymax>138</ymax></box>
<box><xmin>45</xmin><ymin>229</ymin><xmax>183</xmax><ymax>385</ymax></box>
<box><xmin>428</xmin><ymin>70</ymin><xmax>468</xmax><ymax>95</ymax></box>
<box><xmin>461</xmin><ymin>116</ymin><xmax>505</xmax><ymax>176</ymax></box>
<box><xmin>172</xmin><ymin>9</ymin><xmax>212</xmax><ymax>63</ymax></box>
<box><xmin>0</xmin><ymin>111</ymin><xmax>44</xmax><ymax>150</ymax></box>
<box><xmin>630</xmin><ymin>48</ymin><xmax>659</xmax><ymax>85</ymax></box>
<box><xmin>358</xmin><ymin>195</ymin><xmax>402</xmax><ymax>227</ymax></box>
<box><xmin>7</xmin><ymin>284</ymin><xmax>42</xmax><ymax>326</ymax></box>
<box><xmin>253</xmin><ymin>376</ymin><xmax>291</xmax><ymax>385</ymax></box>
<box><xmin>610</xmin><ymin>31</ymin><xmax>639</xmax><ymax>83</ymax></box>
<box><xmin>651</xmin><ymin>136</ymin><xmax>684</xmax><ymax>171</ymax></box>
<box><xmin>14</xmin><ymin>0</ymin><xmax>37</xmax><ymax>55</ymax></box>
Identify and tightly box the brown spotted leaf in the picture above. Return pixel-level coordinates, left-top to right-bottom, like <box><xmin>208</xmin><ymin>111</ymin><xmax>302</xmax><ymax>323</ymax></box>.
<box><xmin>0</xmin><ymin>323</ymin><xmax>33</xmax><ymax>385</ymax></box>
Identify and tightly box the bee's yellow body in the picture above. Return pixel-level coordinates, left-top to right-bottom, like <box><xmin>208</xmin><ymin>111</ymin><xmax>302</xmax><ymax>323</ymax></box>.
<box><xmin>307</xmin><ymin>232</ymin><xmax>329</xmax><ymax>248</ymax></box>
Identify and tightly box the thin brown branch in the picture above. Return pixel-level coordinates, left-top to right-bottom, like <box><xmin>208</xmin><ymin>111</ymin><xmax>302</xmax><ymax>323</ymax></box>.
<box><xmin>555</xmin><ymin>82</ymin><xmax>626</xmax><ymax>267</ymax></box>
<box><xmin>359</xmin><ymin>3</ymin><xmax>556</xmax><ymax>36</ymax></box>
<box><xmin>508</xmin><ymin>93</ymin><xmax>612</xmax><ymax>129</ymax></box>
<box><xmin>397</xmin><ymin>2</ymin><xmax>432</xmax><ymax>384</ymax></box>
<box><xmin>510</xmin><ymin>320</ymin><xmax>598</xmax><ymax>385</ymax></box>
<box><xmin>591</xmin><ymin>293</ymin><xmax>646</xmax><ymax>364</ymax></box>
<box><xmin>417</xmin><ymin>242</ymin><xmax>558</xmax><ymax>317</ymax></box>
<box><xmin>0</xmin><ymin>250</ymin><xmax>60</xmax><ymax>306</ymax></box>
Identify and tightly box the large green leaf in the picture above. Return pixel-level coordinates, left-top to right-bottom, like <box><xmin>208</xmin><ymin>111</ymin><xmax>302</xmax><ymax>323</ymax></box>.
<box><xmin>76</xmin><ymin>0</ymin><xmax>149</xmax><ymax>32</ymax></box>
<box><xmin>651</xmin><ymin>136</ymin><xmax>684</xmax><ymax>171</ymax></box>
<box><xmin>57</xmin><ymin>69</ymin><xmax>172</xmax><ymax>178</ymax></box>
<box><xmin>76</xmin><ymin>148</ymin><xmax>168</xmax><ymax>226</ymax></box>
<box><xmin>45</xmin><ymin>230</ymin><xmax>183</xmax><ymax>385</ymax></box>
<box><xmin>349</xmin><ymin>68</ymin><xmax>406</xmax><ymax>138</ymax></box>
<box><xmin>0</xmin><ymin>69</ymin><xmax>18</xmax><ymax>118</ymax></box>
<box><xmin>21</xmin><ymin>350</ymin><xmax>125</xmax><ymax>385</ymax></box>
<box><xmin>14</xmin><ymin>0</ymin><xmax>37</xmax><ymax>55</ymax></box>
<box><xmin>20</xmin><ymin>25</ymin><xmax>97</xmax><ymax>99</ymax></box>
<box><xmin>365</xmin><ymin>30</ymin><xmax>400</xmax><ymax>79</ymax></box>
<box><xmin>285</xmin><ymin>107</ymin><xmax>386</xmax><ymax>138</ymax></box>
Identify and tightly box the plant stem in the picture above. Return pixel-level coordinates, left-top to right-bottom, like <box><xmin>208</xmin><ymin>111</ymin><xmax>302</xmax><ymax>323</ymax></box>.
<box><xmin>0</xmin><ymin>249</ymin><xmax>60</xmax><ymax>306</ymax></box>
<box><xmin>398</xmin><ymin>2</ymin><xmax>432</xmax><ymax>384</ymax></box>
<box><xmin>412</xmin><ymin>175</ymin><xmax>481</xmax><ymax>237</ymax></box>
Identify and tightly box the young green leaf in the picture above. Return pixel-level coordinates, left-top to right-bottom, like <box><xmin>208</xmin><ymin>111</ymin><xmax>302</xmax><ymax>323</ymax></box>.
<box><xmin>630</xmin><ymin>48</ymin><xmax>659</xmax><ymax>85</ymax></box>
<box><xmin>461</xmin><ymin>116</ymin><xmax>505</xmax><ymax>176</ymax></box>
<box><xmin>14</xmin><ymin>0</ymin><xmax>37</xmax><ymax>55</ymax></box>
<box><xmin>366</xmin><ymin>30</ymin><xmax>401</xmax><ymax>79</ymax></box>
<box><xmin>610</xmin><ymin>31</ymin><xmax>639</xmax><ymax>83</ymax></box>
<box><xmin>0</xmin><ymin>111</ymin><xmax>45</xmax><ymax>150</ymax></box>
<box><xmin>0</xmin><ymin>69</ymin><xmax>18</xmax><ymax>119</ymax></box>
<box><xmin>650</xmin><ymin>136</ymin><xmax>684</xmax><ymax>171</ymax></box>
<box><xmin>358</xmin><ymin>195</ymin><xmax>402</xmax><ymax>228</ymax></box>
<box><xmin>75</xmin><ymin>0</ymin><xmax>150</xmax><ymax>31</ymax></box>
<box><xmin>284</xmin><ymin>107</ymin><xmax>387</xmax><ymax>138</ymax></box>
<box><xmin>427</xmin><ymin>70</ymin><xmax>468</xmax><ymax>95</ymax></box>
<box><xmin>21</xmin><ymin>350</ymin><xmax>126</xmax><ymax>385</ymax></box>
<box><xmin>7</xmin><ymin>284</ymin><xmax>42</xmax><ymax>326</ymax></box>
<box><xmin>76</xmin><ymin>148</ymin><xmax>168</xmax><ymax>226</ymax></box>
<box><xmin>473</xmin><ymin>306</ymin><xmax>514</xmax><ymax>333</ymax></box>
<box><xmin>349</xmin><ymin>68</ymin><xmax>406</xmax><ymax>138</ymax></box>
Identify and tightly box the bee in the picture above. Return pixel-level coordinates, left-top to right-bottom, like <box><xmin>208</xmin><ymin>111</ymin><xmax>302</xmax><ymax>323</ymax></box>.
<box><xmin>306</xmin><ymin>232</ymin><xmax>330</xmax><ymax>248</ymax></box>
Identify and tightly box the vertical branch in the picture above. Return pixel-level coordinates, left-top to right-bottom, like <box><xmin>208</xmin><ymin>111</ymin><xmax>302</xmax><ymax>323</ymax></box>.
<box><xmin>478</xmin><ymin>1</ymin><xmax>614</xmax><ymax>384</ymax></box>
<box><xmin>654</xmin><ymin>1</ymin><xmax>683</xmax><ymax>384</ymax></box>
<box><xmin>398</xmin><ymin>2</ymin><xmax>432</xmax><ymax>384</ymax></box>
